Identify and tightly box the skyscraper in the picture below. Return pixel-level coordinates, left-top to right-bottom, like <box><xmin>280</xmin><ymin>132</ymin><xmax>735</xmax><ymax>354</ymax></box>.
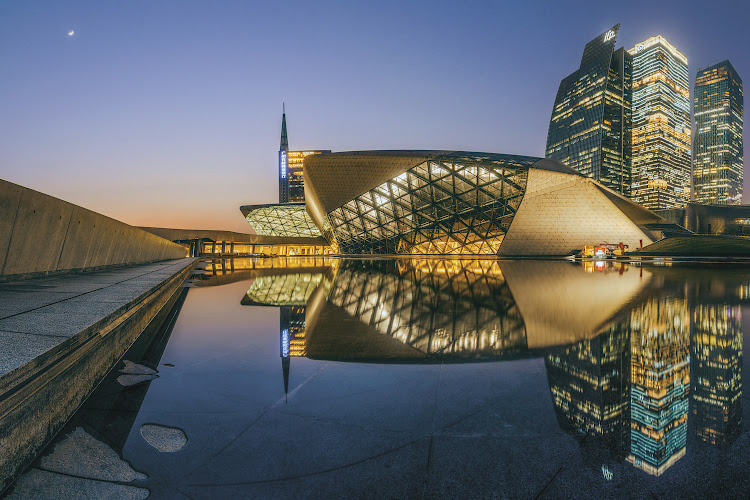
<box><xmin>546</xmin><ymin>24</ymin><xmax>633</xmax><ymax>196</ymax></box>
<box><xmin>277</xmin><ymin>106</ymin><xmax>330</xmax><ymax>204</ymax></box>
<box><xmin>628</xmin><ymin>37</ymin><xmax>691</xmax><ymax>209</ymax></box>
<box><xmin>693</xmin><ymin>60</ymin><xmax>744</xmax><ymax>205</ymax></box>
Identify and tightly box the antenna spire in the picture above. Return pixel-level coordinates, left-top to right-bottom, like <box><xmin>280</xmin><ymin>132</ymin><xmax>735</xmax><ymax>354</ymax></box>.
<box><xmin>280</xmin><ymin>103</ymin><xmax>288</xmax><ymax>150</ymax></box>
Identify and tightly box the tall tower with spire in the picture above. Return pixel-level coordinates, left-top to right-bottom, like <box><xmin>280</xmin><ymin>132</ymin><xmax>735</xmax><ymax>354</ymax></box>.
<box><xmin>276</xmin><ymin>104</ymin><xmax>331</xmax><ymax>203</ymax></box>
<box><xmin>279</xmin><ymin>104</ymin><xmax>290</xmax><ymax>203</ymax></box>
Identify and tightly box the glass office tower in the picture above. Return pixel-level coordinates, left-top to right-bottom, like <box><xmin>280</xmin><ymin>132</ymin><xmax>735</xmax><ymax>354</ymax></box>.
<box><xmin>546</xmin><ymin>24</ymin><xmax>633</xmax><ymax>197</ymax></box>
<box><xmin>628</xmin><ymin>37</ymin><xmax>691</xmax><ymax>209</ymax></box>
<box><xmin>693</xmin><ymin>60</ymin><xmax>744</xmax><ymax>205</ymax></box>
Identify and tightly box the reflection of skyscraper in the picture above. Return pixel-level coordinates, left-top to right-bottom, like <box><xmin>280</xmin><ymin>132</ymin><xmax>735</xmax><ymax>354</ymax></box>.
<box><xmin>546</xmin><ymin>24</ymin><xmax>633</xmax><ymax>196</ymax></box>
<box><xmin>628</xmin><ymin>296</ymin><xmax>690</xmax><ymax>476</ymax></box>
<box><xmin>693</xmin><ymin>61</ymin><xmax>744</xmax><ymax>205</ymax></box>
<box><xmin>627</xmin><ymin>36</ymin><xmax>691</xmax><ymax>209</ymax></box>
<box><xmin>545</xmin><ymin>323</ymin><xmax>631</xmax><ymax>463</ymax></box>
<box><xmin>691</xmin><ymin>304</ymin><xmax>743</xmax><ymax>446</ymax></box>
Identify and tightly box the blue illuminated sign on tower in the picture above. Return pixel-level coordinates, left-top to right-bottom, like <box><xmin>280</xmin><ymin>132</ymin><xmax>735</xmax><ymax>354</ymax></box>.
<box><xmin>280</xmin><ymin>150</ymin><xmax>287</xmax><ymax>179</ymax></box>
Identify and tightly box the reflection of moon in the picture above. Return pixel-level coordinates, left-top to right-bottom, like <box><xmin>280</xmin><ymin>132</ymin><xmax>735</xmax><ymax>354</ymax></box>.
<box><xmin>68</xmin><ymin>30</ymin><xmax>75</xmax><ymax>36</ymax></box>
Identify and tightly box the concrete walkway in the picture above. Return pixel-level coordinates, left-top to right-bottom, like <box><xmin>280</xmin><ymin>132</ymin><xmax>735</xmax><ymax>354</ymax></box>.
<box><xmin>0</xmin><ymin>259</ymin><xmax>195</xmax><ymax>381</ymax></box>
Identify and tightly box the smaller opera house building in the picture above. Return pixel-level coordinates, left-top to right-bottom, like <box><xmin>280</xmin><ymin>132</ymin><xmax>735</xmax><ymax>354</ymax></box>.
<box><xmin>300</xmin><ymin>151</ymin><xmax>675</xmax><ymax>256</ymax></box>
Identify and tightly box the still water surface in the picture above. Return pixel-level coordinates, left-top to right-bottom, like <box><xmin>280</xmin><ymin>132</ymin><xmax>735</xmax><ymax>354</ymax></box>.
<box><xmin>11</xmin><ymin>257</ymin><xmax>750</xmax><ymax>498</ymax></box>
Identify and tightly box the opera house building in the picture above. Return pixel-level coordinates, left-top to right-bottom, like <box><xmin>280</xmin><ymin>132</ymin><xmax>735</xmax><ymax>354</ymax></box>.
<box><xmin>300</xmin><ymin>151</ymin><xmax>674</xmax><ymax>256</ymax></box>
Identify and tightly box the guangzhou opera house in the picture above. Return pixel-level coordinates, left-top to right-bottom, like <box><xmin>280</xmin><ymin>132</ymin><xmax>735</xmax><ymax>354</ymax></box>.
<box><xmin>300</xmin><ymin>150</ymin><xmax>676</xmax><ymax>256</ymax></box>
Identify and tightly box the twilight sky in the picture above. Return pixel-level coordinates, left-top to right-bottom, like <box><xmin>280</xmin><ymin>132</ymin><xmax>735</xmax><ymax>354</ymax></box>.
<box><xmin>1</xmin><ymin>0</ymin><xmax>748</xmax><ymax>233</ymax></box>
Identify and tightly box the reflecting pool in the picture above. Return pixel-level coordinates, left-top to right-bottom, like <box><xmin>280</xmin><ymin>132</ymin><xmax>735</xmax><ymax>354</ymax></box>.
<box><xmin>8</xmin><ymin>257</ymin><xmax>750</xmax><ymax>498</ymax></box>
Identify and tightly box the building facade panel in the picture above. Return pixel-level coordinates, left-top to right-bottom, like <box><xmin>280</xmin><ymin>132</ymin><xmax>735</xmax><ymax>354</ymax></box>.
<box><xmin>693</xmin><ymin>61</ymin><xmax>744</xmax><ymax>205</ymax></box>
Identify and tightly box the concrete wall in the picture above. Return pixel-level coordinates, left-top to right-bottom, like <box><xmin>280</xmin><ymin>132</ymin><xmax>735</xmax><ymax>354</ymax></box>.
<box><xmin>0</xmin><ymin>179</ymin><xmax>187</xmax><ymax>280</ymax></box>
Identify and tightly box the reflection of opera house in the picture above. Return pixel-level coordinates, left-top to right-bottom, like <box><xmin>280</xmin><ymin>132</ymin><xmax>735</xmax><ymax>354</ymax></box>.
<box><xmin>299</xmin><ymin>151</ymin><xmax>676</xmax><ymax>255</ymax></box>
<box><xmin>245</xmin><ymin>260</ymin><xmax>746</xmax><ymax>477</ymax></box>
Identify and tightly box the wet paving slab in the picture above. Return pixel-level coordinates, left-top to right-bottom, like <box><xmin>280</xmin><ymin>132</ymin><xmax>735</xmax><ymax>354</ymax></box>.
<box><xmin>0</xmin><ymin>259</ymin><xmax>194</xmax><ymax>379</ymax></box>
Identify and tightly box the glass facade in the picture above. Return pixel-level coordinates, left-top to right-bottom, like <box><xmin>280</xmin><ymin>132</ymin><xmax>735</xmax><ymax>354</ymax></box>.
<box><xmin>326</xmin><ymin>153</ymin><xmax>536</xmax><ymax>254</ymax></box>
<box><xmin>693</xmin><ymin>60</ymin><xmax>744</xmax><ymax>205</ymax></box>
<box><xmin>546</xmin><ymin>24</ymin><xmax>633</xmax><ymax>197</ymax></box>
<box><xmin>628</xmin><ymin>37</ymin><xmax>691</xmax><ymax>209</ymax></box>
<box><xmin>241</xmin><ymin>203</ymin><xmax>323</xmax><ymax>238</ymax></box>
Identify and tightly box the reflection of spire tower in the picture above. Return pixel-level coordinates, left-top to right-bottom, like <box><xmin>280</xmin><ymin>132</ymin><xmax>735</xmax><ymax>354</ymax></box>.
<box><xmin>545</xmin><ymin>323</ymin><xmax>631</xmax><ymax>465</ymax></box>
<box><xmin>627</xmin><ymin>296</ymin><xmax>690</xmax><ymax>476</ymax></box>
<box><xmin>279</xmin><ymin>305</ymin><xmax>308</xmax><ymax>400</ymax></box>
<box><xmin>279</xmin><ymin>104</ymin><xmax>290</xmax><ymax>203</ymax></box>
<box><xmin>691</xmin><ymin>304</ymin><xmax>743</xmax><ymax>446</ymax></box>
